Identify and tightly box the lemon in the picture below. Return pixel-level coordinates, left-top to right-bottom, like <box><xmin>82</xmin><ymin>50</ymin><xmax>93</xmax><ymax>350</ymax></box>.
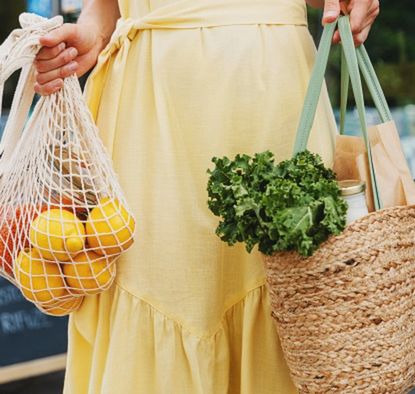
<box><xmin>14</xmin><ymin>249</ymin><xmax>67</xmax><ymax>303</ymax></box>
<box><xmin>86</xmin><ymin>198</ymin><xmax>135</xmax><ymax>256</ymax></box>
<box><xmin>41</xmin><ymin>296</ymin><xmax>84</xmax><ymax>316</ymax></box>
<box><xmin>63</xmin><ymin>251</ymin><xmax>115</xmax><ymax>295</ymax></box>
<box><xmin>29</xmin><ymin>209</ymin><xmax>85</xmax><ymax>262</ymax></box>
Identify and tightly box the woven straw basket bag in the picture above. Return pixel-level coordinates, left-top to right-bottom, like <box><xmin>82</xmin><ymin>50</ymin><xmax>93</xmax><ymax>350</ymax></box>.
<box><xmin>264</xmin><ymin>17</ymin><xmax>415</xmax><ymax>393</ymax></box>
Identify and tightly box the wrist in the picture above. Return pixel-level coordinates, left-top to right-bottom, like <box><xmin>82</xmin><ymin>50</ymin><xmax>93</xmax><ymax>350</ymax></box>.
<box><xmin>77</xmin><ymin>1</ymin><xmax>119</xmax><ymax>53</ymax></box>
<box><xmin>77</xmin><ymin>19</ymin><xmax>111</xmax><ymax>53</ymax></box>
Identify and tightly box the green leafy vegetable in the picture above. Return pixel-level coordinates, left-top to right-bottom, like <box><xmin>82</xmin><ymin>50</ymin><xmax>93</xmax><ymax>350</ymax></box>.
<box><xmin>207</xmin><ymin>150</ymin><xmax>347</xmax><ymax>257</ymax></box>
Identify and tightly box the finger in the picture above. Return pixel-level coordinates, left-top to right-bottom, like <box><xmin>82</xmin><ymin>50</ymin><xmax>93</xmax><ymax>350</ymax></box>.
<box><xmin>34</xmin><ymin>79</ymin><xmax>64</xmax><ymax>96</ymax></box>
<box><xmin>333</xmin><ymin>30</ymin><xmax>341</xmax><ymax>44</ymax></box>
<box><xmin>322</xmin><ymin>0</ymin><xmax>341</xmax><ymax>24</ymax></box>
<box><xmin>355</xmin><ymin>10</ymin><xmax>378</xmax><ymax>36</ymax></box>
<box><xmin>369</xmin><ymin>0</ymin><xmax>380</xmax><ymax>14</ymax></box>
<box><xmin>350</xmin><ymin>2</ymin><xmax>379</xmax><ymax>39</ymax></box>
<box><xmin>339</xmin><ymin>0</ymin><xmax>349</xmax><ymax>15</ymax></box>
<box><xmin>36</xmin><ymin>61</ymin><xmax>78</xmax><ymax>85</ymax></box>
<box><xmin>349</xmin><ymin>0</ymin><xmax>377</xmax><ymax>34</ymax></box>
<box><xmin>39</xmin><ymin>23</ymin><xmax>77</xmax><ymax>48</ymax></box>
<box><xmin>36</xmin><ymin>42</ymin><xmax>66</xmax><ymax>61</ymax></box>
<box><xmin>73</xmin><ymin>52</ymin><xmax>98</xmax><ymax>77</ymax></box>
<box><xmin>368</xmin><ymin>2</ymin><xmax>380</xmax><ymax>22</ymax></box>
<box><xmin>353</xmin><ymin>25</ymin><xmax>371</xmax><ymax>46</ymax></box>
<box><xmin>35</xmin><ymin>47</ymin><xmax>78</xmax><ymax>73</ymax></box>
<box><xmin>334</xmin><ymin>18</ymin><xmax>372</xmax><ymax>46</ymax></box>
<box><xmin>347</xmin><ymin>0</ymin><xmax>379</xmax><ymax>15</ymax></box>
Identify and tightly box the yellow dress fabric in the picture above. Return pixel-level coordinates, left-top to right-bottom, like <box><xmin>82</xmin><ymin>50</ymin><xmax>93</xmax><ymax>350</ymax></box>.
<box><xmin>64</xmin><ymin>1</ymin><xmax>337</xmax><ymax>393</ymax></box>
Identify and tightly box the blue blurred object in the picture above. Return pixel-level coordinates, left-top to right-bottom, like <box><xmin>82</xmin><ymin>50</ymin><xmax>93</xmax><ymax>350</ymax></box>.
<box><xmin>334</xmin><ymin>105</ymin><xmax>415</xmax><ymax>137</ymax></box>
<box><xmin>26</xmin><ymin>0</ymin><xmax>59</xmax><ymax>18</ymax></box>
<box><xmin>0</xmin><ymin>113</ymin><xmax>8</xmax><ymax>135</ymax></box>
<box><xmin>60</xmin><ymin>0</ymin><xmax>82</xmax><ymax>14</ymax></box>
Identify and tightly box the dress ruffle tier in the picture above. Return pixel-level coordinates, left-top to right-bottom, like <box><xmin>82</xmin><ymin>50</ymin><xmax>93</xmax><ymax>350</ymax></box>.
<box><xmin>65</xmin><ymin>283</ymin><xmax>296</xmax><ymax>393</ymax></box>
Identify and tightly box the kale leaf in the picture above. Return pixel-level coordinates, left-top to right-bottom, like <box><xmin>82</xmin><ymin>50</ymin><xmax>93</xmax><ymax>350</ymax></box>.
<box><xmin>207</xmin><ymin>150</ymin><xmax>347</xmax><ymax>257</ymax></box>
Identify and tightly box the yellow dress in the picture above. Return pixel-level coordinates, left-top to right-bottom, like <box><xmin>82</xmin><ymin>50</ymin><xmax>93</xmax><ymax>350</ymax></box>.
<box><xmin>64</xmin><ymin>1</ymin><xmax>336</xmax><ymax>393</ymax></box>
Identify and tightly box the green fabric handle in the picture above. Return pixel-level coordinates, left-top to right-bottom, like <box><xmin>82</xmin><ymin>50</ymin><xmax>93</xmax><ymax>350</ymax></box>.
<box><xmin>292</xmin><ymin>21</ymin><xmax>336</xmax><ymax>154</ymax></box>
<box><xmin>339</xmin><ymin>48</ymin><xmax>349</xmax><ymax>135</ymax></box>
<box><xmin>357</xmin><ymin>46</ymin><xmax>392</xmax><ymax>122</ymax></box>
<box><xmin>293</xmin><ymin>16</ymin><xmax>382</xmax><ymax>210</ymax></box>
<box><xmin>340</xmin><ymin>45</ymin><xmax>392</xmax><ymax>135</ymax></box>
<box><xmin>337</xmin><ymin>17</ymin><xmax>381</xmax><ymax>210</ymax></box>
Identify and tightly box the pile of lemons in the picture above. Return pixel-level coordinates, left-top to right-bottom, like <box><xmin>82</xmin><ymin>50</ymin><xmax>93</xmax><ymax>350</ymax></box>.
<box><xmin>13</xmin><ymin>197</ymin><xmax>135</xmax><ymax>316</ymax></box>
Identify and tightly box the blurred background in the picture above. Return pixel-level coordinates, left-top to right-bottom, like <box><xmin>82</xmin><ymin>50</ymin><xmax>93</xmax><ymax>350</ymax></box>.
<box><xmin>0</xmin><ymin>1</ymin><xmax>413</xmax><ymax>393</ymax></box>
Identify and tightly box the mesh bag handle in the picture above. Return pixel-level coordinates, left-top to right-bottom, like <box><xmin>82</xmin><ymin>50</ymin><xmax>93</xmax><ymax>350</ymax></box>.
<box><xmin>0</xmin><ymin>13</ymin><xmax>63</xmax><ymax>172</ymax></box>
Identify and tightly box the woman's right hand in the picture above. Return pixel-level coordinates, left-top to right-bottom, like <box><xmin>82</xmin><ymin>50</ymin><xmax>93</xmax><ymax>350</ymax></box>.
<box><xmin>34</xmin><ymin>22</ymin><xmax>105</xmax><ymax>95</ymax></box>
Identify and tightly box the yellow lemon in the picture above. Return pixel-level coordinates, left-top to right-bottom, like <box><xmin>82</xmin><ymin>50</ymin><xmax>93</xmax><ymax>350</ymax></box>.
<box><xmin>14</xmin><ymin>249</ymin><xmax>67</xmax><ymax>303</ymax></box>
<box><xmin>29</xmin><ymin>209</ymin><xmax>85</xmax><ymax>262</ymax></box>
<box><xmin>63</xmin><ymin>251</ymin><xmax>116</xmax><ymax>295</ymax></box>
<box><xmin>41</xmin><ymin>296</ymin><xmax>84</xmax><ymax>316</ymax></box>
<box><xmin>86</xmin><ymin>198</ymin><xmax>135</xmax><ymax>256</ymax></box>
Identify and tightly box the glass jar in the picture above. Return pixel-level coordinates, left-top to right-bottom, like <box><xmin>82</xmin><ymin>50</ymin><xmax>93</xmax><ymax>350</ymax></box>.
<box><xmin>338</xmin><ymin>180</ymin><xmax>369</xmax><ymax>224</ymax></box>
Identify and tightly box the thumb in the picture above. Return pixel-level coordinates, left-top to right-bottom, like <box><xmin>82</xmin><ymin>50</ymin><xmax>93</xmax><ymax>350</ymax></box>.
<box><xmin>39</xmin><ymin>24</ymin><xmax>77</xmax><ymax>47</ymax></box>
<box><xmin>323</xmin><ymin>0</ymin><xmax>341</xmax><ymax>24</ymax></box>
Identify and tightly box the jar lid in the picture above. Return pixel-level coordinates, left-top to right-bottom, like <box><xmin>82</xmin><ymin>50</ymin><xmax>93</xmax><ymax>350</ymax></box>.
<box><xmin>338</xmin><ymin>180</ymin><xmax>366</xmax><ymax>196</ymax></box>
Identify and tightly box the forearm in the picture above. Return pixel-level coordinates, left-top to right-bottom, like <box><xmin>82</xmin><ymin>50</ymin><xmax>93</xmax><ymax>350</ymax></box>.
<box><xmin>306</xmin><ymin>0</ymin><xmax>324</xmax><ymax>8</ymax></box>
<box><xmin>78</xmin><ymin>0</ymin><xmax>120</xmax><ymax>52</ymax></box>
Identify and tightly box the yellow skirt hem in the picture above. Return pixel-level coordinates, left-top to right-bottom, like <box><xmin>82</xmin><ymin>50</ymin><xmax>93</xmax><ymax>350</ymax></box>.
<box><xmin>65</xmin><ymin>281</ymin><xmax>297</xmax><ymax>393</ymax></box>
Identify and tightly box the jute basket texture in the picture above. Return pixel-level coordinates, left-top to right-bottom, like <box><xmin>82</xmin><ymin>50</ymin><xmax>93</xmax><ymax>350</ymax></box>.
<box><xmin>264</xmin><ymin>205</ymin><xmax>415</xmax><ymax>393</ymax></box>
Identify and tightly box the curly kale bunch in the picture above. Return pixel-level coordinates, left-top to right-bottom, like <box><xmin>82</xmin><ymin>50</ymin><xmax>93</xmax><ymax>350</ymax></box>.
<box><xmin>207</xmin><ymin>150</ymin><xmax>347</xmax><ymax>257</ymax></box>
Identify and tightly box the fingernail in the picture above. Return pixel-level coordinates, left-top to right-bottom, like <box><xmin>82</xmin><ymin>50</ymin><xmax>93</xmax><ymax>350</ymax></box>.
<box><xmin>69</xmin><ymin>48</ymin><xmax>78</xmax><ymax>58</ymax></box>
<box><xmin>59</xmin><ymin>42</ymin><xmax>66</xmax><ymax>51</ymax></box>
<box><xmin>324</xmin><ymin>10</ymin><xmax>339</xmax><ymax>18</ymax></box>
<box><xmin>324</xmin><ymin>10</ymin><xmax>338</xmax><ymax>20</ymax></box>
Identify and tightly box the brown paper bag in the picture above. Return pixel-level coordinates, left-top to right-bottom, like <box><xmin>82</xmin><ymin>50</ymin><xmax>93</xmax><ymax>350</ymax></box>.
<box><xmin>333</xmin><ymin>121</ymin><xmax>415</xmax><ymax>212</ymax></box>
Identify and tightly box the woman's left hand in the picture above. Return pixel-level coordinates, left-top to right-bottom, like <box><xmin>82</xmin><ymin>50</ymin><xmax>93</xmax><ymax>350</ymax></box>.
<box><xmin>322</xmin><ymin>0</ymin><xmax>380</xmax><ymax>45</ymax></box>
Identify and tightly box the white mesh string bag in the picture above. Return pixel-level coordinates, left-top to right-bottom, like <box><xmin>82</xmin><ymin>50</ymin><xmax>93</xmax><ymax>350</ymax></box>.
<box><xmin>0</xmin><ymin>14</ymin><xmax>136</xmax><ymax>316</ymax></box>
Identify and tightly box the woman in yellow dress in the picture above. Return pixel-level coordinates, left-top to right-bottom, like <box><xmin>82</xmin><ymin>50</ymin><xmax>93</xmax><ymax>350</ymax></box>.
<box><xmin>35</xmin><ymin>0</ymin><xmax>379</xmax><ymax>392</ymax></box>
